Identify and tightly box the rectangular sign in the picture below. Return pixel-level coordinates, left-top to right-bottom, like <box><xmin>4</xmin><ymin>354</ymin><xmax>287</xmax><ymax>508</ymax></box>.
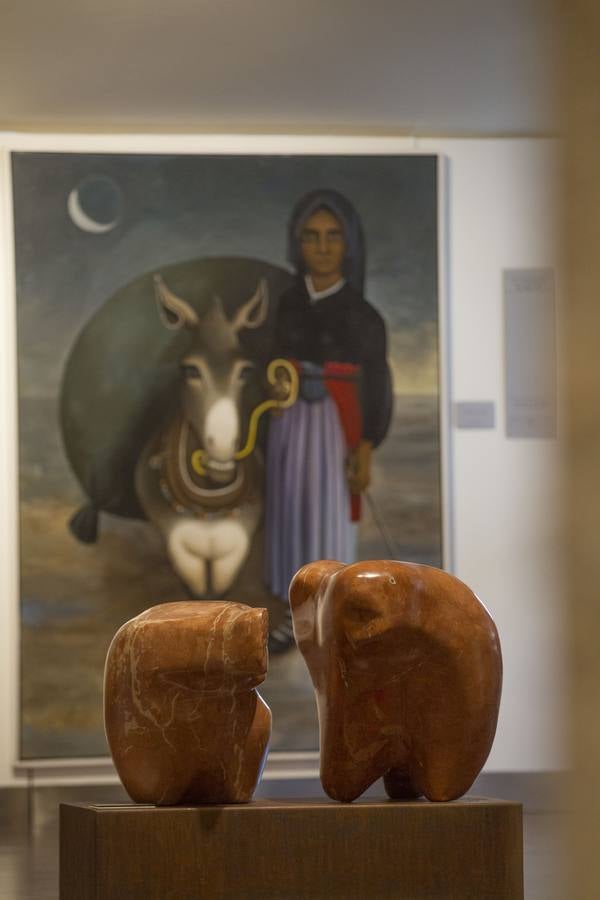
<box><xmin>504</xmin><ymin>268</ymin><xmax>557</xmax><ymax>439</ymax></box>
<box><xmin>454</xmin><ymin>401</ymin><xmax>496</xmax><ymax>430</ymax></box>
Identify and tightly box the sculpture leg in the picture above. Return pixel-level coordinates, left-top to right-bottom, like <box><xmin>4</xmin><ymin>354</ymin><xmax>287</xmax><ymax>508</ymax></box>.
<box><xmin>219</xmin><ymin>694</ymin><xmax>271</xmax><ymax>803</ymax></box>
<box><xmin>383</xmin><ymin>767</ymin><xmax>422</xmax><ymax>800</ymax></box>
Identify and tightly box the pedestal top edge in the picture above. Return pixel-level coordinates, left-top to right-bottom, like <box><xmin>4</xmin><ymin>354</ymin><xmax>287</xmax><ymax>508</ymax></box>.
<box><xmin>60</xmin><ymin>796</ymin><xmax>522</xmax><ymax>813</ymax></box>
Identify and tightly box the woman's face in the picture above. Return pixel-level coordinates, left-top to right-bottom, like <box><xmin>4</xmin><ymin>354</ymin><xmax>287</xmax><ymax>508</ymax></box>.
<box><xmin>299</xmin><ymin>208</ymin><xmax>346</xmax><ymax>281</ymax></box>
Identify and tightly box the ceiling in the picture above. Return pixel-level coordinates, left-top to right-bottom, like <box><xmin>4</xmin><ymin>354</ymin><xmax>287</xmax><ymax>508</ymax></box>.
<box><xmin>0</xmin><ymin>0</ymin><xmax>558</xmax><ymax>134</ymax></box>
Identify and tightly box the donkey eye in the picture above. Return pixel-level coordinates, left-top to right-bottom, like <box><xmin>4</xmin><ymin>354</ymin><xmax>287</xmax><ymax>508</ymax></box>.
<box><xmin>237</xmin><ymin>364</ymin><xmax>254</xmax><ymax>382</ymax></box>
<box><xmin>182</xmin><ymin>364</ymin><xmax>202</xmax><ymax>380</ymax></box>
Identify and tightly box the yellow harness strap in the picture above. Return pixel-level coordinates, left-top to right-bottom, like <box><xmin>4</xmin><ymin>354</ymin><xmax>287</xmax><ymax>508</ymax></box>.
<box><xmin>191</xmin><ymin>358</ymin><xmax>299</xmax><ymax>476</ymax></box>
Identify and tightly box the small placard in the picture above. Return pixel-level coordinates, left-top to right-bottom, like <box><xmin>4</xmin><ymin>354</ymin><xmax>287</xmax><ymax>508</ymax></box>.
<box><xmin>455</xmin><ymin>401</ymin><xmax>496</xmax><ymax>430</ymax></box>
<box><xmin>504</xmin><ymin>268</ymin><xmax>557</xmax><ymax>439</ymax></box>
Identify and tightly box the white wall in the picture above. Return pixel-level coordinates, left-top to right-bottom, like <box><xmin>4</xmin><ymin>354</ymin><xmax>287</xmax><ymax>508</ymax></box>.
<box><xmin>1</xmin><ymin>1</ymin><xmax>556</xmax><ymax>134</ymax></box>
<box><xmin>422</xmin><ymin>138</ymin><xmax>564</xmax><ymax>772</ymax></box>
<box><xmin>0</xmin><ymin>135</ymin><xmax>563</xmax><ymax>785</ymax></box>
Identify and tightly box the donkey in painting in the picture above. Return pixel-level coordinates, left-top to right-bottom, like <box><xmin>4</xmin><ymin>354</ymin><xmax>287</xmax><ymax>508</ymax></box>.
<box><xmin>134</xmin><ymin>274</ymin><xmax>270</xmax><ymax>597</ymax></box>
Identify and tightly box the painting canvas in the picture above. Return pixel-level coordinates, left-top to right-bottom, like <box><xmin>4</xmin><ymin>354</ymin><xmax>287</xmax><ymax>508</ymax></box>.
<box><xmin>12</xmin><ymin>147</ymin><xmax>443</xmax><ymax>759</ymax></box>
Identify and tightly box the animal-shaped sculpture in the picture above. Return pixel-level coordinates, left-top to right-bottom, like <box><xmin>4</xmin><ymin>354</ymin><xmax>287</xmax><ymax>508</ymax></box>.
<box><xmin>134</xmin><ymin>275</ymin><xmax>273</xmax><ymax>597</ymax></box>
<box><xmin>104</xmin><ymin>600</ymin><xmax>271</xmax><ymax>804</ymax></box>
<box><xmin>290</xmin><ymin>559</ymin><xmax>502</xmax><ymax>803</ymax></box>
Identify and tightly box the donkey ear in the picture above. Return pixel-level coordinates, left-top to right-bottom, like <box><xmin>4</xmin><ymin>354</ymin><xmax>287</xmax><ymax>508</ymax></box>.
<box><xmin>231</xmin><ymin>278</ymin><xmax>269</xmax><ymax>333</ymax></box>
<box><xmin>154</xmin><ymin>274</ymin><xmax>199</xmax><ymax>330</ymax></box>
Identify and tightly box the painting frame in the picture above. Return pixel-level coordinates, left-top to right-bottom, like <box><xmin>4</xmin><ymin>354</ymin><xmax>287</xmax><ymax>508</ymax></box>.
<box><xmin>0</xmin><ymin>132</ymin><xmax>451</xmax><ymax>780</ymax></box>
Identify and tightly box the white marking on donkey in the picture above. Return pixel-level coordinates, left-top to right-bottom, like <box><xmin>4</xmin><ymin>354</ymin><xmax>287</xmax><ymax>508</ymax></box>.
<box><xmin>134</xmin><ymin>275</ymin><xmax>268</xmax><ymax>597</ymax></box>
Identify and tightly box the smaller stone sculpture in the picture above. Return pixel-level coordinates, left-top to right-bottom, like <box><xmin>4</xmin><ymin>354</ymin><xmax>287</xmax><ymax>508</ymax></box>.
<box><xmin>104</xmin><ymin>601</ymin><xmax>271</xmax><ymax>805</ymax></box>
<box><xmin>290</xmin><ymin>560</ymin><xmax>502</xmax><ymax>803</ymax></box>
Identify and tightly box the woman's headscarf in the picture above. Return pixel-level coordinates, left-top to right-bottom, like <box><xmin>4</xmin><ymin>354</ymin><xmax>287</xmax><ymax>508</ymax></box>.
<box><xmin>287</xmin><ymin>188</ymin><xmax>366</xmax><ymax>293</ymax></box>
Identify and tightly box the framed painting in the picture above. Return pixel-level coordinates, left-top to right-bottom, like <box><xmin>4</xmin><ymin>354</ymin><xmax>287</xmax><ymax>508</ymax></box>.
<box><xmin>2</xmin><ymin>135</ymin><xmax>448</xmax><ymax>764</ymax></box>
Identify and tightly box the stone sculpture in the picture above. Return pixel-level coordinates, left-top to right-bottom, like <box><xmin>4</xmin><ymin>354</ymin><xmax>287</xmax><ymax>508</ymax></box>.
<box><xmin>290</xmin><ymin>560</ymin><xmax>502</xmax><ymax>803</ymax></box>
<box><xmin>104</xmin><ymin>601</ymin><xmax>271</xmax><ymax>804</ymax></box>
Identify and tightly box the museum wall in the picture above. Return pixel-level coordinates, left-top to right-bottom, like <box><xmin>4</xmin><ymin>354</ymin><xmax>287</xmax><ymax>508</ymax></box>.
<box><xmin>418</xmin><ymin>138</ymin><xmax>562</xmax><ymax>773</ymax></box>
<box><xmin>0</xmin><ymin>135</ymin><xmax>562</xmax><ymax>785</ymax></box>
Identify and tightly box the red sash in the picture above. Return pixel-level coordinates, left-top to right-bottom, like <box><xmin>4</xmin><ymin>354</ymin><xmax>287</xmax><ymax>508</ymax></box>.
<box><xmin>323</xmin><ymin>362</ymin><xmax>362</xmax><ymax>522</ymax></box>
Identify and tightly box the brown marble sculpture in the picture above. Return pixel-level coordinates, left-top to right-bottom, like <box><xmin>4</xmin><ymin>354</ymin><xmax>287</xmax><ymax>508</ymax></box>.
<box><xmin>290</xmin><ymin>560</ymin><xmax>502</xmax><ymax>803</ymax></box>
<box><xmin>104</xmin><ymin>601</ymin><xmax>271</xmax><ymax>804</ymax></box>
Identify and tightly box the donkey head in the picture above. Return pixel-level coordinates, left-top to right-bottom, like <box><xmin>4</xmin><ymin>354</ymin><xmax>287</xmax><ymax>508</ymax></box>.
<box><xmin>154</xmin><ymin>274</ymin><xmax>268</xmax><ymax>484</ymax></box>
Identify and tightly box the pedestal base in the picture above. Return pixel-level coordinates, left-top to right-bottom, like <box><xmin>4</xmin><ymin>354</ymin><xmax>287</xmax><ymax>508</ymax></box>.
<box><xmin>60</xmin><ymin>796</ymin><xmax>523</xmax><ymax>899</ymax></box>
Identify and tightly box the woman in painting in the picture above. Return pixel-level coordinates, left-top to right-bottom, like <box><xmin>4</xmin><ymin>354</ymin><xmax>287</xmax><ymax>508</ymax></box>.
<box><xmin>265</xmin><ymin>188</ymin><xmax>393</xmax><ymax>649</ymax></box>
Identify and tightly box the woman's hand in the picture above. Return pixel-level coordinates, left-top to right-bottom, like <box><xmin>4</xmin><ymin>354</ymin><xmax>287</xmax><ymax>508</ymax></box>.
<box><xmin>266</xmin><ymin>359</ymin><xmax>297</xmax><ymax>405</ymax></box>
<box><xmin>269</xmin><ymin>376</ymin><xmax>291</xmax><ymax>403</ymax></box>
<box><xmin>347</xmin><ymin>440</ymin><xmax>372</xmax><ymax>493</ymax></box>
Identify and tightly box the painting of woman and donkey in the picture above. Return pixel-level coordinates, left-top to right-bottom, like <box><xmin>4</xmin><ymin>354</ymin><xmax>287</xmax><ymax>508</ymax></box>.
<box><xmin>13</xmin><ymin>149</ymin><xmax>442</xmax><ymax>759</ymax></box>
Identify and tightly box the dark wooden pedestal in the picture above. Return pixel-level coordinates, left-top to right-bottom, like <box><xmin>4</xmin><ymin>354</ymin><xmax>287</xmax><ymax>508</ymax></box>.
<box><xmin>60</xmin><ymin>796</ymin><xmax>523</xmax><ymax>900</ymax></box>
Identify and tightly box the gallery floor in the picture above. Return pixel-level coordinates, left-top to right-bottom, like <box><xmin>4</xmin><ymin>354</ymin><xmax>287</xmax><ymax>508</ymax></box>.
<box><xmin>0</xmin><ymin>775</ymin><xmax>565</xmax><ymax>899</ymax></box>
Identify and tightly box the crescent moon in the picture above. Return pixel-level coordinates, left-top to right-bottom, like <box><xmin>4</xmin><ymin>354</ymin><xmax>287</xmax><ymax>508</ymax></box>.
<box><xmin>67</xmin><ymin>187</ymin><xmax>117</xmax><ymax>234</ymax></box>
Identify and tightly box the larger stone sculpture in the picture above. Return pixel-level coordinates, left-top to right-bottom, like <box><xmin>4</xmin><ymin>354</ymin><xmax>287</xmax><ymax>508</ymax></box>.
<box><xmin>290</xmin><ymin>560</ymin><xmax>502</xmax><ymax>803</ymax></box>
<box><xmin>104</xmin><ymin>601</ymin><xmax>271</xmax><ymax>804</ymax></box>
